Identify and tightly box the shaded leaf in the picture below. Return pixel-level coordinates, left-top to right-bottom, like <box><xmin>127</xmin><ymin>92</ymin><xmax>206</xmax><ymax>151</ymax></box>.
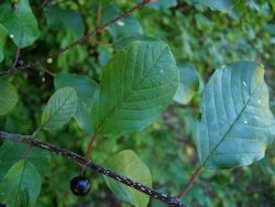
<box><xmin>44</xmin><ymin>6</ymin><xmax>84</xmax><ymax>39</ymax></box>
<box><xmin>198</xmin><ymin>61</ymin><xmax>275</xmax><ymax>168</ymax></box>
<box><xmin>104</xmin><ymin>150</ymin><xmax>152</xmax><ymax>207</ymax></box>
<box><xmin>41</xmin><ymin>87</ymin><xmax>77</xmax><ymax>130</ymax></box>
<box><xmin>0</xmin><ymin>0</ymin><xmax>40</xmax><ymax>48</ymax></box>
<box><xmin>174</xmin><ymin>64</ymin><xmax>200</xmax><ymax>104</ymax></box>
<box><xmin>0</xmin><ymin>26</ymin><xmax>6</xmax><ymax>62</ymax></box>
<box><xmin>0</xmin><ymin>160</ymin><xmax>41</xmax><ymax>207</ymax></box>
<box><xmin>0</xmin><ymin>141</ymin><xmax>51</xmax><ymax>179</ymax></box>
<box><xmin>54</xmin><ymin>73</ymin><xmax>99</xmax><ymax>133</ymax></box>
<box><xmin>0</xmin><ymin>80</ymin><xmax>18</xmax><ymax>116</ymax></box>
<box><xmin>93</xmin><ymin>41</ymin><xmax>179</xmax><ymax>135</ymax></box>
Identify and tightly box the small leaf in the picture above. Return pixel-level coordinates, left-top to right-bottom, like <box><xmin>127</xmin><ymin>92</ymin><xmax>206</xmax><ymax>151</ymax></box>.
<box><xmin>0</xmin><ymin>26</ymin><xmax>6</xmax><ymax>62</ymax></box>
<box><xmin>193</xmin><ymin>0</ymin><xmax>234</xmax><ymax>12</ymax></box>
<box><xmin>93</xmin><ymin>41</ymin><xmax>179</xmax><ymax>135</ymax></box>
<box><xmin>44</xmin><ymin>6</ymin><xmax>84</xmax><ymax>39</ymax></box>
<box><xmin>54</xmin><ymin>73</ymin><xmax>99</xmax><ymax>133</ymax></box>
<box><xmin>174</xmin><ymin>64</ymin><xmax>200</xmax><ymax>105</ymax></box>
<box><xmin>104</xmin><ymin>150</ymin><xmax>152</xmax><ymax>207</ymax></box>
<box><xmin>137</xmin><ymin>0</ymin><xmax>177</xmax><ymax>9</ymax></box>
<box><xmin>0</xmin><ymin>160</ymin><xmax>41</xmax><ymax>207</ymax></box>
<box><xmin>0</xmin><ymin>141</ymin><xmax>51</xmax><ymax>180</ymax></box>
<box><xmin>102</xmin><ymin>4</ymin><xmax>143</xmax><ymax>39</ymax></box>
<box><xmin>0</xmin><ymin>80</ymin><xmax>18</xmax><ymax>116</ymax></box>
<box><xmin>198</xmin><ymin>61</ymin><xmax>275</xmax><ymax>169</ymax></box>
<box><xmin>41</xmin><ymin>87</ymin><xmax>77</xmax><ymax>130</ymax></box>
<box><xmin>0</xmin><ymin>0</ymin><xmax>40</xmax><ymax>48</ymax></box>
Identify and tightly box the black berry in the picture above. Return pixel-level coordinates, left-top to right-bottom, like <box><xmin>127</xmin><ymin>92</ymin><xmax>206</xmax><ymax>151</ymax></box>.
<box><xmin>70</xmin><ymin>176</ymin><xmax>91</xmax><ymax>196</ymax></box>
<box><xmin>15</xmin><ymin>59</ymin><xmax>24</xmax><ymax>67</ymax></box>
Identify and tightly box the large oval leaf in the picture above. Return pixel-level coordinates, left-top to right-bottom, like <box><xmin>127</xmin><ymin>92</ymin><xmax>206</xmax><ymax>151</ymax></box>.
<box><xmin>198</xmin><ymin>61</ymin><xmax>275</xmax><ymax>168</ymax></box>
<box><xmin>93</xmin><ymin>41</ymin><xmax>179</xmax><ymax>135</ymax></box>
<box><xmin>0</xmin><ymin>160</ymin><xmax>41</xmax><ymax>207</ymax></box>
<box><xmin>41</xmin><ymin>87</ymin><xmax>77</xmax><ymax>130</ymax></box>
<box><xmin>0</xmin><ymin>80</ymin><xmax>18</xmax><ymax>115</ymax></box>
<box><xmin>0</xmin><ymin>0</ymin><xmax>40</xmax><ymax>48</ymax></box>
<box><xmin>104</xmin><ymin>150</ymin><xmax>152</xmax><ymax>207</ymax></box>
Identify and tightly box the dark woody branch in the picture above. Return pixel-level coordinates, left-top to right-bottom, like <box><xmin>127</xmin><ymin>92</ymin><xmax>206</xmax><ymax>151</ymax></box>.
<box><xmin>0</xmin><ymin>131</ymin><xmax>187</xmax><ymax>207</ymax></box>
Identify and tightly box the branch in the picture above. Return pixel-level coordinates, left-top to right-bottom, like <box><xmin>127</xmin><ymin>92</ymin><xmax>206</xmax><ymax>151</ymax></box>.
<box><xmin>0</xmin><ymin>0</ymin><xmax>153</xmax><ymax>76</ymax></box>
<box><xmin>0</xmin><ymin>131</ymin><xmax>186</xmax><ymax>207</ymax></box>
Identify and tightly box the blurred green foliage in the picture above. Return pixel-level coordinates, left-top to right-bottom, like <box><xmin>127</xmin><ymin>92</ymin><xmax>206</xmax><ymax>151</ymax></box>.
<box><xmin>0</xmin><ymin>0</ymin><xmax>275</xmax><ymax>206</ymax></box>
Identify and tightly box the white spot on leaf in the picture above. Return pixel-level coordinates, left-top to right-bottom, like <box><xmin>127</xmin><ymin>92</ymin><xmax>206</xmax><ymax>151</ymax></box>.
<box><xmin>117</xmin><ymin>20</ymin><xmax>125</xmax><ymax>26</ymax></box>
<box><xmin>242</xmin><ymin>81</ymin><xmax>247</xmax><ymax>87</ymax></box>
<box><xmin>257</xmin><ymin>100</ymin><xmax>261</xmax><ymax>104</ymax></box>
<box><xmin>10</xmin><ymin>34</ymin><xmax>14</xmax><ymax>39</ymax></box>
<box><xmin>244</xmin><ymin>120</ymin><xmax>248</xmax><ymax>124</ymax></box>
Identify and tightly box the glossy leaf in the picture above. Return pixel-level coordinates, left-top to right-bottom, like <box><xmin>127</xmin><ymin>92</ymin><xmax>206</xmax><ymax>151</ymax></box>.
<box><xmin>0</xmin><ymin>160</ymin><xmax>41</xmax><ymax>207</ymax></box>
<box><xmin>0</xmin><ymin>0</ymin><xmax>40</xmax><ymax>48</ymax></box>
<box><xmin>44</xmin><ymin>6</ymin><xmax>84</xmax><ymax>39</ymax></box>
<box><xmin>198</xmin><ymin>61</ymin><xmax>275</xmax><ymax>168</ymax></box>
<box><xmin>41</xmin><ymin>87</ymin><xmax>77</xmax><ymax>130</ymax></box>
<box><xmin>0</xmin><ymin>81</ymin><xmax>18</xmax><ymax>115</ymax></box>
<box><xmin>93</xmin><ymin>41</ymin><xmax>179</xmax><ymax>135</ymax></box>
<box><xmin>0</xmin><ymin>141</ymin><xmax>51</xmax><ymax>180</ymax></box>
<box><xmin>174</xmin><ymin>64</ymin><xmax>200</xmax><ymax>104</ymax></box>
<box><xmin>54</xmin><ymin>73</ymin><xmax>99</xmax><ymax>133</ymax></box>
<box><xmin>104</xmin><ymin>150</ymin><xmax>152</xmax><ymax>207</ymax></box>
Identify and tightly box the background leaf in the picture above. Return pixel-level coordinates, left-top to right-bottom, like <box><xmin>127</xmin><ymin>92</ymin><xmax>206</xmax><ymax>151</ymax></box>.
<box><xmin>104</xmin><ymin>150</ymin><xmax>152</xmax><ymax>207</ymax></box>
<box><xmin>0</xmin><ymin>26</ymin><xmax>6</xmax><ymax>62</ymax></box>
<box><xmin>174</xmin><ymin>64</ymin><xmax>200</xmax><ymax>104</ymax></box>
<box><xmin>137</xmin><ymin>0</ymin><xmax>177</xmax><ymax>9</ymax></box>
<box><xmin>198</xmin><ymin>61</ymin><xmax>275</xmax><ymax>168</ymax></box>
<box><xmin>0</xmin><ymin>80</ymin><xmax>18</xmax><ymax>116</ymax></box>
<box><xmin>192</xmin><ymin>0</ymin><xmax>234</xmax><ymax>12</ymax></box>
<box><xmin>54</xmin><ymin>73</ymin><xmax>99</xmax><ymax>133</ymax></box>
<box><xmin>102</xmin><ymin>4</ymin><xmax>143</xmax><ymax>40</ymax></box>
<box><xmin>0</xmin><ymin>160</ymin><xmax>41</xmax><ymax>207</ymax></box>
<box><xmin>93</xmin><ymin>41</ymin><xmax>179</xmax><ymax>135</ymax></box>
<box><xmin>0</xmin><ymin>141</ymin><xmax>51</xmax><ymax>180</ymax></box>
<box><xmin>44</xmin><ymin>6</ymin><xmax>84</xmax><ymax>39</ymax></box>
<box><xmin>0</xmin><ymin>0</ymin><xmax>40</xmax><ymax>48</ymax></box>
<box><xmin>41</xmin><ymin>87</ymin><xmax>77</xmax><ymax>131</ymax></box>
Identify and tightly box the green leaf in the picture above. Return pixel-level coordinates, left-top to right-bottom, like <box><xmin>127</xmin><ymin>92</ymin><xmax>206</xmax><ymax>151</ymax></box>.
<box><xmin>0</xmin><ymin>26</ymin><xmax>6</xmax><ymax>62</ymax></box>
<box><xmin>0</xmin><ymin>80</ymin><xmax>18</xmax><ymax>116</ymax></box>
<box><xmin>174</xmin><ymin>64</ymin><xmax>200</xmax><ymax>105</ymax></box>
<box><xmin>0</xmin><ymin>141</ymin><xmax>51</xmax><ymax>180</ymax></box>
<box><xmin>44</xmin><ymin>6</ymin><xmax>84</xmax><ymax>39</ymax></box>
<box><xmin>93</xmin><ymin>41</ymin><xmax>179</xmax><ymax>135</ymax></box>
<box><xmin>198</xmin><ymin>61</ymin><xmax>275</xmax><ymax>169</ymax></box>
<box><xmin>0</xmin><ymin>160</ymin><xmax>41</xmax><ymax>207</ymax></box>
<box><xmin>194</xmin><ymin>0</ymin><xmax>234</xmax><ymax>12</ymax></box>
<box><xmin>41</xmin><ymin>87</ymin><xmax>78</xmax><ymax>130</ymax></box>
<box><xmin>0</xmin><ymin>0</ymin><xmax>40</xmax><ymax>48</ymax></box>
<box><xmin>137</xmin><ymin>0</ymin><xmax>177</xmax><ymax>9</ymax></box>
<box><xmin>102</xmin><ymin>4</ymin><xmax>143</xmax><ymax>39</ymax></box>
<box><xmin>104</xmin><ymin>150</ymin><xmax>152</xmax><ymax>207</ymax></box>
<box><xmin>54</xmin><ymin>73</ymin><xmax>99</xmax><ymax>133</ymax></box>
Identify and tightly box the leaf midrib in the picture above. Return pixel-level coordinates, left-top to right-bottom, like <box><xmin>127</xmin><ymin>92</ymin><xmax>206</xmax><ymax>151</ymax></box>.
<box><xmin>202</xmin><ymin>79</ymin><xmax>258</xmax><ymax>166</ymax></box>
<box><xmin>95</xmin><ymin>45</ymin><xmax>170</xmax><ymax>134</ymax></box>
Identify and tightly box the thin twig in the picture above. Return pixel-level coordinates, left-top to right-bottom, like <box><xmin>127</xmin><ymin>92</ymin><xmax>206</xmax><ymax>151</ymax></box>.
<box><xmin>0</xmin><ymin>131</ymin><xmax>186</xmax><ymax>207</ymax></box>
<box><xmin>177</xmin><ymin>165</ymin><xmax>203</xmax><ymax>198</ymax></box>
<box><xmin>0</xmin><ymin>0</ymin><xmax>153</xmax><ymax>77</ymax></box>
